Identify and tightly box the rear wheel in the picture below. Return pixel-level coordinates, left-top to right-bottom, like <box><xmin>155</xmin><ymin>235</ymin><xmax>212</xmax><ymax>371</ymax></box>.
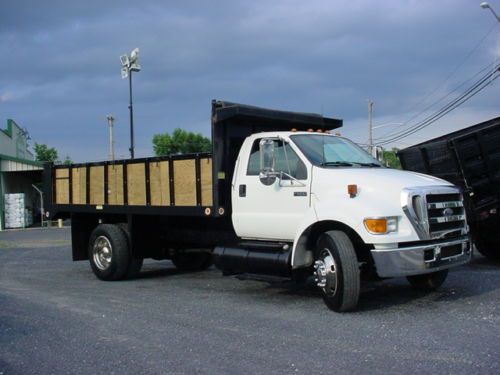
<box><xmin>171</xmin><ymin>251</ymin><xmax>212</xmax><ymax>271</ymax></box>
<box><xmin>314</xmin><ymin>231</ymin><xmax>360</xmax><ymax>312</ymax></box>
<box><xmin>88</xmin><ymin>224</ymin><xmax>130</xmax><ymax>281</ymax></box>
<box><xmin>475</xmin><ymin>237</ymin><xmax>500</xmax><ymax>261</ymax></box>
<box><xmin>406</xmin><ymin>269</ymin><xmax>448</xmax><ymax>289</ymax></box>
<box><xmin>117</xmin><ymin>223</ymin><xmax>143</xmax><ymax>277</ymax></box>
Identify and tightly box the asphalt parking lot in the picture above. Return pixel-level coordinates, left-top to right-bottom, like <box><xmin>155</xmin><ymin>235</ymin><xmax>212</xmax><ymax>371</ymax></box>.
<box><xmin>0</xmin><ymin>227</ymin><xmax>499</xmax><ymax>374</ymax></box>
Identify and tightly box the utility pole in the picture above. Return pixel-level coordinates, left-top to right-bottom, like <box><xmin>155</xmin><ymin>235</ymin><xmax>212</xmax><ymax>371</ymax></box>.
<box><xmin>106</xmin><ymin>115</ymin><xmax>115</xmax><ymax>161</ymax></box>
<box><xmin>368</xmin><ymin>100</ymin><xmax>374</xmax><ymax>156</ymax></box>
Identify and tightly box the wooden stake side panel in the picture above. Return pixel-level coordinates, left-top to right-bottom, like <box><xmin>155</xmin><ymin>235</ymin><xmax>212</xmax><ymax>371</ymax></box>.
<box><xmin>72</xmin><ymin>167</ymin><xmax>87</xmax><ymax>204</ymax></box>
<box><xmin>89</xmin><ymin>166</ymin><xmax>105</xmax><ymax>205</ymax></box>
<box><xmin>55</xmin><ymin>168</ymin><xmax>70</xmax><ymax>204</ymax></box>
<box><xmin>127</xmin><ymin>163</ymin><xmax>146</xmax><ymax>206</ymax></box>
<box><xmin>149</xmin><ymin>161</ymin><xmax>170</xmax><ymax>206</ymax></box>
<box><xmin>200</xmin><ymin>158</ymin><xmax>213</xmax><ymax>206</ymax></box>
<box><xmin>174</xmin><ymin>160</ymin><xmax>196</xmax><ymax>206</ymax></box>
<box><xmin>107</xmin><ymin>165</ymin><xmax>124</xmax><ymax>205</ymax></box>
<box><xmin>53</xmin><ymin>156</ymin><xmax>212</xmax><ymax>208</ymax></box>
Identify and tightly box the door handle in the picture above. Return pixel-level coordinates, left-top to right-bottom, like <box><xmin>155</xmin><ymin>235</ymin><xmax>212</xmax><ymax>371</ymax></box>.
<box><xmin>239</xmin><ymin>184</ymin><xmax>246</xmax><ymax>197</ymax></box>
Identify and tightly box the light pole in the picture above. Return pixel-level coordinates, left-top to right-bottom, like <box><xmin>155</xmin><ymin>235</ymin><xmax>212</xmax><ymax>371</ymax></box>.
<box><xmin>106</xmin><ymin>115</ymin><xmax>115</xmax><ymax>161</ymax></box>
<box><xmin>480</xmin><ymin>2</ymin><xmax>500</xmax><ymax>22</ymax></box>
<box><xmin>120</xmin><ymin>48</ymin><xmax>141</xmax><ymax>159</ymax></box>
<box><xmin>368</xmin><ymin>100</ymin><xmax>374</xmax><ymax>155</ymax></box>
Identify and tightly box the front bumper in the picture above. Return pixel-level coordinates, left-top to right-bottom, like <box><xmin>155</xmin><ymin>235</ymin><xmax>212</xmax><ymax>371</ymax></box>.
<box><xmin>370</xmin><ymin>237</ymin><xmax>471</xmax><ymax>278</ymax></box>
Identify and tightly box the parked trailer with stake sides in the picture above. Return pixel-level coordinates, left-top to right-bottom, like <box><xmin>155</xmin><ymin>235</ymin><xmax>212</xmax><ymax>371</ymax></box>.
<box><xmin>44</xmin><ymin>100</ymin><xmax>471</xmax><ymax>311</ymax></box>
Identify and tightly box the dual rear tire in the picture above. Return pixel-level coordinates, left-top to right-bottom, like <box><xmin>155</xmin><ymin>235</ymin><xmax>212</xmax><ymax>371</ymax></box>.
<box><xmin>88</xmin><ymin>224</ymin><xmax>143</xmax><ymax>281</ymax></box>
<box><xmin>88</xmin><ymin>224</ymin><xmax>212</xmax><ymax>280</ymax></box>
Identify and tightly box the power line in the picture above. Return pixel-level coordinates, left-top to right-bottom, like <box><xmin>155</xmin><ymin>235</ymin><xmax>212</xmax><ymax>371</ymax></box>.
<box><xmin>377</xmin><ymin>23</ymin><xmax>499</xmax><ymax>130</ymax></box>
<box><xmin>375</xmin><ymin>64</ymin><xmax>499</xmax><ymax>146</ymax></box>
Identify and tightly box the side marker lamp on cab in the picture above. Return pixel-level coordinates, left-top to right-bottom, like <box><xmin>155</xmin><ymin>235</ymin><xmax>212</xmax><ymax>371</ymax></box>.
<box><xmin>364</xmin><ymin>217</ymin><xmax>398</xmax><ymax>234</ymax></box>
<box><xmin>348</xmin><ymin>184</ymin><xmax>357</xmax><ymax>198</ymax></box>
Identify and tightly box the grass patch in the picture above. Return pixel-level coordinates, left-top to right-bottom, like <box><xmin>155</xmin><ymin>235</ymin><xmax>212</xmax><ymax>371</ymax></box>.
<box><xmin>0</xmin><ymin>240</ymin><xmax>17</xmax><ymax>248</ymax></box>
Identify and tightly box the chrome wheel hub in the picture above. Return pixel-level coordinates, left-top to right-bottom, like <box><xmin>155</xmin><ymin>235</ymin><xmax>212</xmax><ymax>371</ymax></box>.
<box><xmin>314</xmin><ymin>248</ymin><xmax>338</xmax><ymax>295</ymax></box>
<box><xmin>93</xmin><ymin>236</ymin><xmax>112</xmax><ymax>270</ymax></box>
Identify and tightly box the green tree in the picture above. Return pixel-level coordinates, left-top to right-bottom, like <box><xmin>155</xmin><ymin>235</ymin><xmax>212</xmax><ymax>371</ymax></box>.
<box><xmin>382</xmin><ymin>148</ymin><xmax>402</xmax><ymax>169</ymax></box>
<box><xmin>152</xmin><ymin>128</ymin><xmax>211</xmax><ymax>156</ymax></box>
<box><xmin>63</xmin><ymin>156</ymin><xmax>73</xmax><ymax>165</ymax></box>
<box><xmin>34</xmin><ymin>143</ymin><xmax>58</xmax><ymax>162</ymax></box>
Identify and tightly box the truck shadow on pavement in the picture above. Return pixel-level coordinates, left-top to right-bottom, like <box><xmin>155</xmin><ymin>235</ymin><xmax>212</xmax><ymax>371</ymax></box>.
<box><xmin>232</xmin><ymin>259</ymin><xmax>500</xmax><ymax>312</ymax></box>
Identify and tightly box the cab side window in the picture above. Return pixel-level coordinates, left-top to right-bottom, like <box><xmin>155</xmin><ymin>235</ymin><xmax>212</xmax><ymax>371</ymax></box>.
<box><xmin>247</xmin><ymin>139</ymin><xmax>307</xmax><ymax>180</ymax></box>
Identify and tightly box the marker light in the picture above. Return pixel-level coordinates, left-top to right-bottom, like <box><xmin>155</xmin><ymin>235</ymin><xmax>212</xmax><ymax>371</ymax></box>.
<box><xmin>347</xmin><ymin>184</ymin><xmax>357</xmax><ymax>198</ymax></box>
<box><xmin>364</xmin><ymin>217</ymin><xmax>398</xmax><ymax>234</ymax></box>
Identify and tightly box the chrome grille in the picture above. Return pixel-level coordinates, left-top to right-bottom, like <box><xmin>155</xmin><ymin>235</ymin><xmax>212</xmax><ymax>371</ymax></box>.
<box><xmin>426</xmin><ymin>193</ymin><xmax>466</xmax><ymax>239</ymax></box>
<box><xmin>402</xmin><ymin>186</ymin><xmax>468</xmax><ymax>240</ymax></box>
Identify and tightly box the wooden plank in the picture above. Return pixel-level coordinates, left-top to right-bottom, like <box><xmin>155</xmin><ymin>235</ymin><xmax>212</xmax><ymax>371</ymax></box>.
<box><xmin>71</xmin><ymin>167</ymin><xmax>87</xmax><ymax>204</ymax></box>
<box><xmin>107</xmin><ymin>164</ymin><xmax>124</xmax><ymax>205</ymax></box>
<box><xmin>173</xmin><ymin>159</ymin><xmax>196</xmax><ymax>206</ymax></box>
<box><xmin>55</xmin><ymin>168</ymin><xmax>70</xmax><ymax>204</ymax></box>
<box><xmin>200</xmin><ymin>158</ymin><xmax>213</xmax><ymax>206</ymax></box>
<box><xmin>149</xmin><ymin>161</ymin><xmax>170</xmax><ymax>206</ymax></box>
<box><xmin>127</xmin><ymin>163</ymin><xmax>146</xmax><ymax>205</ymax></box>
<box><xmin>89</xmin><ymin>166</ymin><xmax>105</xmax><ymax>205</ymax></box>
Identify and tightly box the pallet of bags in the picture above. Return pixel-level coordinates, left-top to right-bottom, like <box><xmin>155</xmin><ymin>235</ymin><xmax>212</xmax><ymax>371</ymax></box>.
<box><xmin>4</xmin><ymin>193</ymin><xmax>26</xmax><ymax>229</ymax></box>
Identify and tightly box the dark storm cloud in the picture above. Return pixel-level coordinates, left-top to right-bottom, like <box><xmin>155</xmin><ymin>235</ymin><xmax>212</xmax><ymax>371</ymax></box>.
<box><xmin>0</xmin><ymin>0</ymin><xmax>498</xmax><ymax>160</ymax></box>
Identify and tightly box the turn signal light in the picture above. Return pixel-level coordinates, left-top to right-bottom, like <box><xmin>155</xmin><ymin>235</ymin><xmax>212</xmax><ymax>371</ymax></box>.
<box><xmin>364</xmin><ymin>217</ymin><xmax>398</xmax><ymax>234</ymax></box>
<box><xmin>364</xmin><ymin>219</ymin><xmax>388</xmax><ymax>234</ymax></box>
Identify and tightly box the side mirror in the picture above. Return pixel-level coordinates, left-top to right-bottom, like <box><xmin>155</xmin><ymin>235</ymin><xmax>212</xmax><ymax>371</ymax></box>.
<box><xmin>259</xmin><ymin>139</ymin><xmax>277</xmax><ymax>186</ymax></box>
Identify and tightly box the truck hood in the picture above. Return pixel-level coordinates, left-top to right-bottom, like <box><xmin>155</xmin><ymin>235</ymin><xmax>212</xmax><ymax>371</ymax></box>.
<box><xmin>311</xmin><ymin>166</ymin><xmax>454</xmax><ymax>207</ymax></box>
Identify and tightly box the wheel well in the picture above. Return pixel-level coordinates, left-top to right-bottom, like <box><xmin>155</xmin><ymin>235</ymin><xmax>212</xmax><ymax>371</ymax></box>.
<box><xmin>293</xmin><ymin>220</ymin><xmax>373</xmax><ymax>269</ymax></box>
<box><xmin>71</xmin><ymin>214</ymin><xmax>128</xmax><ymax>261</ymax></box>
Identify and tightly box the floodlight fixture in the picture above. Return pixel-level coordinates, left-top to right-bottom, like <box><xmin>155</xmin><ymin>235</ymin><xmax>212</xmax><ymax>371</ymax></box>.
<box><xmin>121</xmin><ymin>67</ymin><xmax>128</xmax><ymax>79</ymax></box>
<box><xmin>480</xmin><ymin>2</ymin><xmax>500</xmax><ymax>22</ymax></box>
<box><xmin>120</xmin><ymin>54</ymin><xmax>129</xmax><ymax>67</ymax></box>
<box><xmin>130</xmin><ymin>48</ymin><xmax>139</xmax><ymax>63</ymax></box>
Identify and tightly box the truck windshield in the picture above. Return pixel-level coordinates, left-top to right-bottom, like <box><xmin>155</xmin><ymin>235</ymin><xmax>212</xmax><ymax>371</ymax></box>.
<box><xmin>290</xmin><ymin>134</ymin><xmax>383</xmax><ymax>168</ymax></box>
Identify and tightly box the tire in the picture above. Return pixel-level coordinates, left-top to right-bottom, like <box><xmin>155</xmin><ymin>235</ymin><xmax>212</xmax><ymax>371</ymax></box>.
<box><xmin>406</xmin><ymin>269</ymin><xmax>448</xmax><ymax>290</ymax></box>
<box><xmin>475</xmin><ymin>237</ymin><xmax>500</xmax><ymax>261</ymax></box>
<box><xmin>171</xmin><ymin>251</ymin><xmax>212</xmax><ymax>271</ymax></box>
<box><xmin>88</xmin><ymin>224</ymin><xmax>131</xmax><ymax>281</ymax></box>
<box><xmin>117</xmin><ymin>223</ymin><xmax>144</xmax><ymax>278</ymax></box>
<box><xmin>314</xmin><ymin>231</ymin><xmax>360</xmax><ymax>312</ymax></box>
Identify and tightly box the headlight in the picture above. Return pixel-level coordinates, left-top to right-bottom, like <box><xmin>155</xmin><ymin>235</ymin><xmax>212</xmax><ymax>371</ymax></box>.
<box><xmin>364</xmin><ymin>217</ymin><xmax>398</xmax><ymax>234</ymax></box>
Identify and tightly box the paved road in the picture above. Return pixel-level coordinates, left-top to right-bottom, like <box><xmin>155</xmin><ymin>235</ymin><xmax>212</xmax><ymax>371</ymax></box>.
<box><xmin>0</xmin><ymin>228</ymin><xmax>499</xmax><ymax>374</ymax></box>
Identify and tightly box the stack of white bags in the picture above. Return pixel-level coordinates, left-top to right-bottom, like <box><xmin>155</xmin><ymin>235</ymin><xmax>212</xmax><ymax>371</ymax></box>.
<box><xmin>4</xmin><ymin>193</ymin><xmax>26</xmax><ymax>229</ymax></box>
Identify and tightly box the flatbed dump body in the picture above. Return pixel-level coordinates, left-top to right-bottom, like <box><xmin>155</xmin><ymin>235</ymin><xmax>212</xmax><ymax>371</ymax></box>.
<box><xmin>48</xmin><ymin>153</ymin><xmax>213</xmax><ymax>217</ymax></box>
<box><xmin>45</xmin><ymin>100</ymin><xmax>342</xmax><ymax>220</ymax></box>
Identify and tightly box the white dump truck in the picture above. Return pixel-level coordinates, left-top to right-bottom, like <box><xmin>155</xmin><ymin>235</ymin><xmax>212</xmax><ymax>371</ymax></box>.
<box><xmin>45</xmin><ymin>100</ymin><xmax>471</xmax><ymax>311</ymax></box>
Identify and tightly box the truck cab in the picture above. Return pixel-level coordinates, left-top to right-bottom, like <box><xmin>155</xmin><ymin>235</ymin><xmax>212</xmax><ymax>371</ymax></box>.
<box><xmin>218</xmin><ymin>129</ymin><xmax>471</xmax><ymax>311</ymax></box>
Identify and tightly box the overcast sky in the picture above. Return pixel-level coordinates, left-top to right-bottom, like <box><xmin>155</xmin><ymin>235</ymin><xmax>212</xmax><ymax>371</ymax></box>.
<box><xmin>1</xmin><ymin>0</ymin><xmax>499</xmax><ymax>161</ymax></box>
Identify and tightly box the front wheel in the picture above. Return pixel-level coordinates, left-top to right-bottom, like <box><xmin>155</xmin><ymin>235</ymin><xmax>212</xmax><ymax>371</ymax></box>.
<box><xmin>314</xmin><ymin>231</ymin><xmax>360</xmax><ymax>312</ymax></box>
<box><xmin>406</xmin><ymin>269</ymin><xmax>448</xmax><ymax>290</ymax></box>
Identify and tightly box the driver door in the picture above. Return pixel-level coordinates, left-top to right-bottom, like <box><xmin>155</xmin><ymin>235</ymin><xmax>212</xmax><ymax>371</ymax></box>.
<box><xmin>232</xmin><ymin>138</ymin><xmax>311</xmax><ymax>241</ymax></box>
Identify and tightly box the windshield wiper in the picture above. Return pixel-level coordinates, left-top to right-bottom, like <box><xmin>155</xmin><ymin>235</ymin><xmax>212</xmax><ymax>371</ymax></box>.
<box><xmin>350</xmin><ymin>162</ymin><xmax>382</xmax><ymax>167</ymax></box>
<box><xmin>320</xmin><ymin>161</ymin><xmax>354</xmax><ymax>167</ymax></box>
